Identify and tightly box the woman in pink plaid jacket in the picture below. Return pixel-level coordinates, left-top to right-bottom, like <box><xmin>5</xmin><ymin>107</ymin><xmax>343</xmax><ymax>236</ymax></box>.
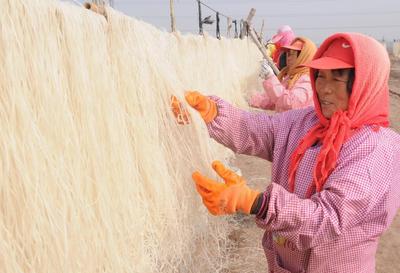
<box><xmin>184</xmin><ymin>33</ymin><xmax>400</xmax><ymax>272</ymax></box>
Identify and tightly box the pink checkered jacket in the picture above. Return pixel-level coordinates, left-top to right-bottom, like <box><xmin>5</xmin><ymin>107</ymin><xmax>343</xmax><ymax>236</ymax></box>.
<box><xmin>249</xmin><ymin>74</ymin><xmax>314</xmax><ymax>112</ymax></box>
<box><xmin>207</xmin><ymin>96</ymin><xmax>400</xmax><ymax>273</ymax></box>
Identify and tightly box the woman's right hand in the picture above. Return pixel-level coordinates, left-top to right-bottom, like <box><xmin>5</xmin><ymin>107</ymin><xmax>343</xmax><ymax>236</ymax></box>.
<box><xmin>259</xmin><ymin>59</ymin><xmax>274</xmax><ymax>79</ymax></box>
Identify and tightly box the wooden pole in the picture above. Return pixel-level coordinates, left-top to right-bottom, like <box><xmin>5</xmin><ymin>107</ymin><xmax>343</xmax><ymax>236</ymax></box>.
<box><xmin>259</xmin><ymin>19</ymin><xmax>265</xmax><ymax>44</ymax></box>
<box><xmin>227</xmin><ymin>17</ymin><xmax>232</xmax><ymax>38</ymax></box>
<box><xmin>233</xmin><ymin>20</ymin><xmax>238</xmax><ymax>38</ymax></box>
<box><xmin>197</xmin><ymin>0</ymin><xmax>203</xmax><ymax>35</ymax></box>
<box><xmin>245</xmin><ymin>8</ymin><xmax>279</xmax><ymax>75</ymax></box>
<box><xmin>169</xmin><ymin>0</ymin><xmax>176</xmax><ymax>32</ymax></box>
<box><xmin>216</xmin><ymin>12</ymin><xmax>221</xmax><ymax>39</ymax></box>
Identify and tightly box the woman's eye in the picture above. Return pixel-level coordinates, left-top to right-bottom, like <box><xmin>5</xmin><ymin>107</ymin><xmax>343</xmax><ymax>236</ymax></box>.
<box><xmin>334</xmin><ymin>77</ymin><xmax>347</xmax><ymax>82</ymax></box>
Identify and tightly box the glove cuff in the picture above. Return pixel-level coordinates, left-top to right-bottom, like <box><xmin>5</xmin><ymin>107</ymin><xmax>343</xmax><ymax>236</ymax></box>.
<box><xmin>250</xmin><ymin>193</ymin><xmax>264</xmax><ymax>214</ymax></box>
<box><xmin>202</xmin><ymin>99</ymin><xmax>218</xmax><ymax>123</ymax></box>
<box><xmin>239</xmin><ymin>187</ymin><xmax>260</xmax><ymax>214</ymax></box>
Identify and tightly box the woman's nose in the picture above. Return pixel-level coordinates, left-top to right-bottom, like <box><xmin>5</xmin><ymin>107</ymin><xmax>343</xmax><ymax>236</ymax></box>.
<box><xmin>318</xmin><ymin>82</ymin><xmax>333</xmax><ymax>94</ymax></box>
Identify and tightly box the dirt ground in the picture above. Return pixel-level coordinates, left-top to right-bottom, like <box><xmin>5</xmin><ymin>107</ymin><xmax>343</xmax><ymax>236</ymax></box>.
<box><xmin>230</xmin><ymin>54</ymin><xmax>400</xmax><ymax>273</ymax></box>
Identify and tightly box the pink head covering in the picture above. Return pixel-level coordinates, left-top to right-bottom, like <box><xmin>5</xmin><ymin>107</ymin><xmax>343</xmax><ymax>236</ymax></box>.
<box><xmin>288</xmin><ymin>32</ymin><xmax>390</xmax><ymax>196</ymax></box>
<box><xmin>271</xmin><ymin>25</ymin><xmax>295</xmax><ymax>47</ymax></box>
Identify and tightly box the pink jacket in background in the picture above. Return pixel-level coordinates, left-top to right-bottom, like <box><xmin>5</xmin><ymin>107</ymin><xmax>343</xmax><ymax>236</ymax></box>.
<box><xmin>206</xmin><ymin>96</ymin><xmax>400</xmax><ymax>273</ymax></box>
<box><xmin>250</xmin><ymin>74</ymin><xmax>314</xmax><ymax>112</ymax></box>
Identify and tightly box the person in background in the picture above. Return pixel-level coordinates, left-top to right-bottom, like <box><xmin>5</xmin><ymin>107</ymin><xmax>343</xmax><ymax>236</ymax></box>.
<box><xmin>250</xmin><ymin>37</ymin><xmax>317</xmax><ymax>112</ymax></box>
<box><xmin>176</xmin><ymin>32</ymin><xmax>400</xmax><ymax>272</ymax></box>
<box><xmin>270</xmin><ymin>25</ymin><xmax>295</xmax><ymax>69</ymax></box>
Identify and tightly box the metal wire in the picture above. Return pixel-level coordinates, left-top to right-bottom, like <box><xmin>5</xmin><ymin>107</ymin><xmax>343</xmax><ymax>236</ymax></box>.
<box><xmin>60</xmin><ymin>0</ymin><xmax>83</xmax><ymax>7</ymax></box>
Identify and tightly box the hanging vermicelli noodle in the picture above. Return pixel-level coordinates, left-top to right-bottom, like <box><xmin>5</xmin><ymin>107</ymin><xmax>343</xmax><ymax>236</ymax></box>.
<box><xmin>394</xmin><ymin>41</ymin><xmax>400</xmax><ymax>58</ymax></box>
<box><xmin>0</xmin><ymin>0</ymin><xmax>264</xmax><ymax>272</ymax></box>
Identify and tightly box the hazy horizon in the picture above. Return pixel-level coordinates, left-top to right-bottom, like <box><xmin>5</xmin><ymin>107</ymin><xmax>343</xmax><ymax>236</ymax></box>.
<box><xmin>75</xmin><ymin>0</ymin><xmax>400</xmax><ymax>44</ymax></box>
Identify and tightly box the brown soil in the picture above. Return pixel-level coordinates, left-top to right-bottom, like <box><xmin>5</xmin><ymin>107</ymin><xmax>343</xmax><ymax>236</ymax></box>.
<box><xmin>230</xmin><ymin>55</ymin><xmax>400</xmax><ymax>272</ymax></box>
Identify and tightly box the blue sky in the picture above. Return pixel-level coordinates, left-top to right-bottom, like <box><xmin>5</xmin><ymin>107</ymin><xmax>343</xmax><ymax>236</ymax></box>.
<box><xmin>76</xmin><ymin>0</ymin><xmax>400</xmax><ymax>43</ymax></box>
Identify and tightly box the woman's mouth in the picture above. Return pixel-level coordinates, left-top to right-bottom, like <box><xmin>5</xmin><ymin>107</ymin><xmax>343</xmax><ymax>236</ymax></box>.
<box><xmin>320</xmin><ymin>100</ymin><xmax>333</xmax><ymax>106</ymax></box>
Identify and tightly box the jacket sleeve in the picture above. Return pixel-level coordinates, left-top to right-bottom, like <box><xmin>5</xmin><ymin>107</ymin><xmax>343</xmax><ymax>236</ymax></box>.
<box><xmin>206</xmin><ymin>96</ymin><xmax>283</xmax><ymax>161</ymax></box>
<box><xmin>263</xmin><ymin>75</ymin><xmax>313</xmax><ymax>112</ymax></box>
<box><xmin>255</xmin><ymin>140</ymin><xmax>400</xmax><ymax>250</ymax></box>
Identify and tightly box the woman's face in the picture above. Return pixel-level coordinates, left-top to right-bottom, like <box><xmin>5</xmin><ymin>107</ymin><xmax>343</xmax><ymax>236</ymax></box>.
<box><xmin>315</xmin><ymin>69</ymin><xmax>351</xmax><ymax>119</ymax></box>
<box><xmin>286</xmin><ymin>49</ymin><xmax>299</xmax><ymax>69</ymax></box>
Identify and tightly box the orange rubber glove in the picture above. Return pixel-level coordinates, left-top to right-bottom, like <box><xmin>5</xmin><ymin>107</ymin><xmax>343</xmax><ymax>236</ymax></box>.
<box><xmin>192</xmin><ymin>161</ymin><xmax>260</xmax><ymax>215</ymax></box>
<box><xmin>170</xmin><ymin>95</ymin><xmax>191</xmax><ymax>125</ymax></box>
<box><xmin>185</xmin><ymin>91</ymin><xmax>217</xmax><ymax>123</ymax></box>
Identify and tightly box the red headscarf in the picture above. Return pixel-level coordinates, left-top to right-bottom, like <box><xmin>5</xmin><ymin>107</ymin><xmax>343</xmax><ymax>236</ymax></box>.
<box><xmin>288</xmin><ymin>33</ymin><xmax>390</xmax><ymax>197</ymax></box>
